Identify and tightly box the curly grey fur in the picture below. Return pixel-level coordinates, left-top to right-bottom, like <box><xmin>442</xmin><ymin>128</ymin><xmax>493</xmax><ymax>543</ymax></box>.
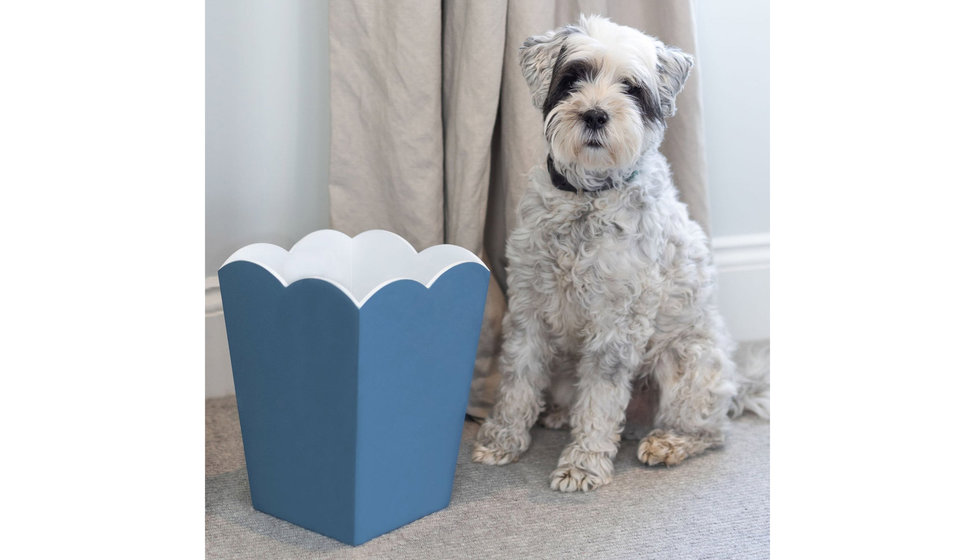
<box><xmin>473</xmin><ymin>15</ymin><xmax>769</xmax><ymax>492</ymax></box>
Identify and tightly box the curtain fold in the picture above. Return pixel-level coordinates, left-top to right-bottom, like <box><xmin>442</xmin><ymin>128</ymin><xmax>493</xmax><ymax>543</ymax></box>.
<box><xmin>328</xmin><ymin>0</ymin><xmax>708</xmax><ymax>417</ymax></box>
<box><xmin>327</xmin><ymin>0</ymin><xmax>445</xmax><ymax>249</ymax></box>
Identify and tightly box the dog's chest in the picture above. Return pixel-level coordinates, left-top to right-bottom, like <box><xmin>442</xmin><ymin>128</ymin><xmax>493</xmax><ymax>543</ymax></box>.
<box><xmin>544</xmin><ymin>208</ymin><xmax>629</xmax><ymax>278</ymax></box>
<box><xmin>528</xmin><ymin>196</ymin><xmax>658</xmax><ymax>324</ymax></box>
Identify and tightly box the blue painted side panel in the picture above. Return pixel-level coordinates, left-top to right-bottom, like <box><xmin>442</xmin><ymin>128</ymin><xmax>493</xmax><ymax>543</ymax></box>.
<box><xmin>219</xmin><ymin>261</ymin><xmax>360</xmax><ymax>545</ymax></box>
<box><xmin>219</xmin><ymin>259</ymin><xmax>489</xmax><ymax>546</ymax></box>
<box><xmin>354</xmin><ymin>263</ymin><xmax>490</xmax><ymax>544</ymax></box>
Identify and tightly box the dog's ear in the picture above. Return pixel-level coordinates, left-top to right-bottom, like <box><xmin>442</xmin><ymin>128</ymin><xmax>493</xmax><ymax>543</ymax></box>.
<box><xmin>655</xmin><ymin>44</ymin><xmax>694</xmax><ymax>119</ymax></box>
<box><xmin>519</xmin><ymin>26</ymin><xmax>578</xmax><ymax>110</ymax></box>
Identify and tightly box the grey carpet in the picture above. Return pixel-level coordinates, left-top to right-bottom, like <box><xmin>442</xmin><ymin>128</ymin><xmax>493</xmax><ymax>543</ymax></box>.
<box><xmin>206</xmin><ymin>395</ymin><xmax>769</xmax><ymax>559</ymax></box>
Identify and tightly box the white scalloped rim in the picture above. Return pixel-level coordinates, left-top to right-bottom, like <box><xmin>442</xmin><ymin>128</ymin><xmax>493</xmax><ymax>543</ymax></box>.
<box><xmin>222</xmin><ymin>230</ymin><xmax>487</xmax><ymax>307</ymax></box>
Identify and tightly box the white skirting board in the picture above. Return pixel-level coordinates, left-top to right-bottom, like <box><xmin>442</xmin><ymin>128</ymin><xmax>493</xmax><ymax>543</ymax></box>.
<box><xmin>206</xmin><ymin>276</ymin><xmax>236</xmax><ymax>398</ymax></box>
<box><xmin>204</xmin><ymin>233</ymin><xmax>770</xmax><ymax>398</ymax></box>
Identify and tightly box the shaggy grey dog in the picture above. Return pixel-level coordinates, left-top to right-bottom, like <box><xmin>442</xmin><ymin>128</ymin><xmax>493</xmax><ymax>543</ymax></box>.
<box><xmin>472</xmin><ymin>15</ymin><xmax>769</xmax><ymax>492</ymax></box>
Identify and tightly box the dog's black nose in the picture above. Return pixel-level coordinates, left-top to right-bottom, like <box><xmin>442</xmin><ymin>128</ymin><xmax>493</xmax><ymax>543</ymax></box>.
<box><xmin>582</xmin><ymin>108</ymin><xmax>609</xmax><ymax>130</ymax></box>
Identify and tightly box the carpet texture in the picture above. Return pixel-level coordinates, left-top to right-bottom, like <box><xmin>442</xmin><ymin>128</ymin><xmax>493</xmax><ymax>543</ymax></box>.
<box><xmin>206</xmin><ymin>394</ymin><xmax>769</xmax><ymax>559</ymax></box>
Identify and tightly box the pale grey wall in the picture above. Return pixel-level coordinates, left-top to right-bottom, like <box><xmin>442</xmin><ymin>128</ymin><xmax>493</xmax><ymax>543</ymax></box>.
<box><xmin>206</xmin><ymin>0</ymin><xmax>331</xmax><ymax>275</ymax></box>
<box><xmin>694</xmin><ymin>0</ymin><xmax>770</xmax><ymax>237</ymax></box>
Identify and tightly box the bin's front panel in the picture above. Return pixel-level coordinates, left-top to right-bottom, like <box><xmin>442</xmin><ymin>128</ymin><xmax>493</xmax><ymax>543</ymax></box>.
<box><xmin>219</xmin><ymin>262</ymin><xmax>360</xmax><ymax>544</ymax></box>
<box><xmin>355</xmin><ymin>262</ymin><xmax>490</xmax><ymax>544</ymax></box>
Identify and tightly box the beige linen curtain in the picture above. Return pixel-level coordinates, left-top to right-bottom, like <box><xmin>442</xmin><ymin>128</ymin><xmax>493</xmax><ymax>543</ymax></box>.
<box><xmin>328</xmin><ymin>0</ymin><xmax>708</xmax><ymax>418</ymax></box>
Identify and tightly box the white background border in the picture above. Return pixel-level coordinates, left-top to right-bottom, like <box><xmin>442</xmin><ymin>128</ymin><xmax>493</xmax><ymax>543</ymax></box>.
<box><xmin>2</xmin><ymin>1</ymin><xmax>979</xmax><ymax>557</ymax></box>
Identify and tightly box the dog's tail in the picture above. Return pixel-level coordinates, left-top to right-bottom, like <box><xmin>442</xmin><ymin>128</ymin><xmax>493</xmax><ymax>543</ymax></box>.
<box><xmin>729</xmin><ymin>340</ymin><xmax>770</xmax><ymax>419</ymax></box>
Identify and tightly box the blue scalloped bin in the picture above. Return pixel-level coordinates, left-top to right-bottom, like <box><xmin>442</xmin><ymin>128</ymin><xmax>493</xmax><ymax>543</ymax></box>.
<box><xmin>218</xmin><ymin>230</ymin><xmax>490</xmax><ymax>545</ymax></box>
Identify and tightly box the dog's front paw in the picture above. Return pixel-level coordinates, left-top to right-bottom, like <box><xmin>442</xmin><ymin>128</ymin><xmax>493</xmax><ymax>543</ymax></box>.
<box><xmin>549</xmin><ymin>464</ymin><xmax>608</xmax><ymax>492</ymax></box>
<box><xmin>471</xmin><ymin>443</ymin><xmax>521</xmax><ymax>465</ymax></box>
<box><xmin>472</xmin><ymin>419</ymin><xmax>530</xmax><ymax>465</ymax></box>
<box><xmin>549</xmin><ymin>448</ymin><xmax>613</xmax><ymax>492</ymax></box>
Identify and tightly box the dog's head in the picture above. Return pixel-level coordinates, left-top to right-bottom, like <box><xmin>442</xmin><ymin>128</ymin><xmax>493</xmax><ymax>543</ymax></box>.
<box><xmin>520</xmin><ymin>15</ymin><xmax>693</xmax><ymax>172</ymax></box>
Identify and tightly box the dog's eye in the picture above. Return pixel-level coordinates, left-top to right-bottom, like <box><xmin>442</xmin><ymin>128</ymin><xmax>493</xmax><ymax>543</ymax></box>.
<box><xmin>560</xmin><ymin>75</ymin><xmax>579</xmax><ymax>89</ymax></box>
<box><xmin>559</xmin><ymin>70</ymin><xmax>584</xmax><ymax>90</ymax></box>
<box><xmin>622</xmin><ymin>80</ymin><xmax>642</xmax><ymax>97</ymax></box>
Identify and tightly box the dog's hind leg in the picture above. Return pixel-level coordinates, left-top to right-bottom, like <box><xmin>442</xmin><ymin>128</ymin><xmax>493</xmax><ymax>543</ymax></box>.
<box><xmin>472</xmin><ymin>309</ymin><xmax>552</xmax><ymax>465</ymax></box>
<box><xmin>639</xmin><ymin>336</ymin><xmax>737</xmax><ymax>467</ymax></box>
